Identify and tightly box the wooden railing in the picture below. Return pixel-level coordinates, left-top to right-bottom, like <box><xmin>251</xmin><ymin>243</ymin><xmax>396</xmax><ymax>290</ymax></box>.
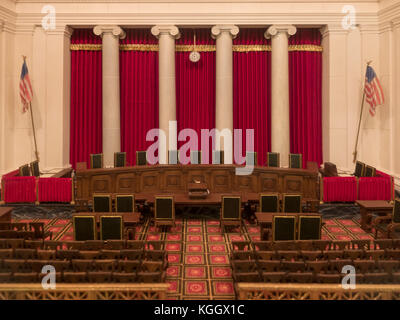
<box><xmin>236</xmin><ymin>283</ymin><xmax>400</xmax><ymax>300</ymax></box>
<box><xmin>0</xmin><ymin>283</ymin><xmax>169</xmax><ymax>300</ymax></box>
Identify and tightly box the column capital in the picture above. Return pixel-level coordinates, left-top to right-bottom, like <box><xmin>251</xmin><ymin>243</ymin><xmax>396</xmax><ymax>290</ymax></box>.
<box><xmin>93</xmin><ymin>25</ymin><xmax>126</xmax><ymax>39</ymax></box>
<box><xmin>265</xmin><ymin>25</ymin><xmax>297</xmax><ymax>39</ymax></box>
<box><xmin>211</xmin><ymin>25</ymin><xmax>239</xmax><ymax>39</ymax></box>
<box><xmin>151</xmin><ymin>25</ymin><xmax>180</xmax><ymax>39</ymax></box>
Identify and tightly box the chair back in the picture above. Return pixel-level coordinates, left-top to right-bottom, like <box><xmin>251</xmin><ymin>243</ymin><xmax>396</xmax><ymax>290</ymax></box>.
<box><xmin>100</xmin><ymin>216</ymin><xmax>123</xmax><ymax>240</ymax></box>
<box><xmin>28</xmin><ymin>222</ymin><xmax>45</xmax><ymax>238</ymax></box>
<box><xmin>260</xmin><ymin>194</ymin><xmax>279</xmax><ymax>213</ymax></box>
<box><xmin>221</xmin><ymin>196</ymin><xmax>241</xmax><ymax>220</ymax></box>
<box><xmin>73</xmin><ymin>216</ymin><xmax>96</xmax><ymax>241</ymax></box>
<box><xmin>155</xmin><ymin>197</ymin><xmax>174</xmax><ymax>220</ymax></box>
<box><xmin>283</xmin><ymin>194</ymin><xmax>302</xmax><ymax>213</ymax></box>
<box><xmin>136</xmin><ymin>151</ymin><xmax>147</xmax><ymax>165</ymax></box>
<box><xmin>393</xmin><ymin>200</ymin><xmax>400</xmax><ymax>223</ymax></box>
<box><xmin>267</xmin><ymin>152</ymin><xmax>280</xmax><ymax>167</ymax></box>
<box><xmin>212</xmin><ymin>150</ymin><xmax>224</xmax><ymax>164</ymax></box>
<box><xmin>354</xmin><ymin>161</ymin><xmax>366</xmax><ymax>177</ymax></box>
<box><xmin>273</xmin><ymin>215</ymin><xmax>296</xmax><ymax>241</ymax></box>
<box><xmin>90</xmin><ymin>153</ymin><xmax>103</xmax><ymax>169</ymax></box>
<box><xmin>116</xmin><ymin>195</ymin><xmax>134</xmax><ymax>212</ymax></box>
<box><xmin>19</xmin><ymin>164</ymin><xmax>30</xmax><ymax>176</ymax></box>
<box><xmin>93</xmin><ymin>194</ymin><xmax>111</xmax><ymax>212</ymax></box>
<box><xmin>114</xmin><ymin>152</ymin><xmax>126</xmax><ymax>168</ymax></box>
<box><xmin>190</xmin><ymin>151</ymin><xmax>202</xmax><ymax>164</ymax></box>
<box><xmin>246</xmin><ymin>152</ymin><xmax>257</xmax><ymax>166</ymax></box>
<box><xmin>365</xmin><ymin>165</ymin><xmax>376</xmax><ymax>177</ymax></box>
<box><xmin>289</xmin><ymin>153</ymin><xmax>302</xmax><ymax>169</ymax></box>
<box><xmin>168</xmin><ymin>150</ymin><xmax>179</xmax><ymax>164</ymax></box>
<box><xmin>30</xmin><ymin>160</ymin><xmax>40</xmax><ymax>177</ymax></box>
<box><xmin>298</xmin><ymin>215</ymin><xmax>322</xmax><ymax>240</ymax></box>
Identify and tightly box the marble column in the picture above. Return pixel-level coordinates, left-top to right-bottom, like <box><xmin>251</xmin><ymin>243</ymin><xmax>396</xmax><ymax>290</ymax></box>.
<box><xmin>93</xmin><ymin>25</ymin><xmax>125</xmax><ymax>167</ymax></box>
<box><xmin>265</xmin><ymin>25</ymin><xmax>296</xmax><ymax>167</ymax></box>
<box><xmin>211</xmin><ymin>25</ymin><xmax>239</xmax><ymax>164</ymax></box>
<box><xmin>151</xmin><ymin>25</ymin><xmax>180</xmax><ymax>164</ymax></box>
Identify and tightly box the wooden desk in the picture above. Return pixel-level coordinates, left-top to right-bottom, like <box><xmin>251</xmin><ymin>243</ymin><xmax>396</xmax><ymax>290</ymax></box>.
<box><xmin>0</xmin><ymin>207</ymin><xmax>13</xmax><ymax>222</ymax></box>
<box><xmin>356</xmin><ymin>200</ymin><xmax>393</xmax><ymax>232</ymax></box>
<box><xmin>75</xmin><ymin>164</ymin><xmax>319</xmax><ymax>210</ymax></box>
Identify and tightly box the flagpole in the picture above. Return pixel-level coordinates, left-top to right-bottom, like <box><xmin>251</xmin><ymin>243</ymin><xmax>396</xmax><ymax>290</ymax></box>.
<box><xmin>352</xmin><ymin>60</ymin><xmax>372</xmax><ymax>164</ymax></box>
<box><xmin>23</xmin><ymin>56</ymin><xmax>39</xmax><ymax>162</ymax></box>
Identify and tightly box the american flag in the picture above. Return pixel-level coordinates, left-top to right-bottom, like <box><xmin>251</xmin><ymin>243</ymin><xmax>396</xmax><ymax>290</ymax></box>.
<box><xmin>19</xmin><ymin>60</ymin><xmax>33</xmax><ymax>113</ymax></box>
<box><xmin>364</xmin><ymin>65</ymin><xmax>384</xmax><ymax>116</ymax></box>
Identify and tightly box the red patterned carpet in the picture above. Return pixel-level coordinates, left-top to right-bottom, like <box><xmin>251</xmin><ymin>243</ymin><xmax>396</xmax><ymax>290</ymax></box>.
<box><xmin>13</xmin><ymin>216</ymin><xmax>374</xmax><ymax>300</ymax></box>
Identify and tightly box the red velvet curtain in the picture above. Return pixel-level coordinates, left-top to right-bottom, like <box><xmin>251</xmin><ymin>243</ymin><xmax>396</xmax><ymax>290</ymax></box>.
<box><xmin>70</xmin><ymin>29</ymin><xmax>102</xmax><ymax>169</ymax></box>
<box><xmin>120</xmin><ymin>29</ymin><xmax>159</xmax><ymax>165</ymax></box>
<box><xmin>233</xmin><ymin>28</ymin><xmax>271</xmax><ymax>165</ymax></box>
<box><xmin>289</xmin><ymin>28</ymin><xmax>322</xmax><ymax>167</ymax></box>
<box><xmin>175</xmin><ymin>29</ymin><xmax>215</xmax><ymax>163</ymax></box>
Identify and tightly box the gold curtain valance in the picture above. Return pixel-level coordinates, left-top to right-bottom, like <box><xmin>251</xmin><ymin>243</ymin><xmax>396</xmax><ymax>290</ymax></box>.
<box><xmin>71</xmin><ymin>43</ymin><xmax>322</xmax><ymax>52</ymax></box>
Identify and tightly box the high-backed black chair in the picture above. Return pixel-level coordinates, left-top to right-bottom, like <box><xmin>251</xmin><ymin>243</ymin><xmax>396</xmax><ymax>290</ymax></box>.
<box><xmin>154</xmin><ymin>196</ymin><xmax>175</xmax><ymax>229</ymax></box>
<box><xmin>136</xmin><ymin>151</ymin><xmax>147</xmax><ymax>166</ymax></box>
<box><xmin>212</xmin><ymin>150</ymin><xmax>224</xmax><ymax>164</ymax></box>
<box><xmin>100</xmin><ymin>216</ymin><xmax>123</xmax><ymax>240</ymax></box>
<box><xmin>354</xmin><ymin>161</ymin><xmax>366</xmax><ymax>177</ymax></box>
<box><xmin>298</xmin><ymin>215</ymin><xmax>322</xmax><ymax>240</ymax></box>
<box><xmin>116</xmin><ymin>195</ymin><xmax>134</xmax><ymax>212</ymax></box>
<box><xmin>30</xmin><ymin>160</ymin><xmax>40</xmax><ymax>177</ymax></box>
<box><xmin>273</xmin><ymin>215</ymin><xmax>296</xmax><ymax>241</ymax></box>
<box><xmin>90</xmin><ymin>153</ymin><xmax>103</xmax><ymax>169</ymax></box>
<box><xmin>19</xmin><ymin>164</ymin><xmax>30</xmax><ymax>177</ymax></box>
<box><xmin>190</xmin><ymin>150</ymin><xmax>202</xmax><ymax>164</ymax></box>
<box><xmin>246</xmin><ymin>152</ymin><xmax>257</xmax><ymax>166</ymax></box>
<box><xmin>266</xmin><ymin>152</ymin><xmax>280</xmax><ymax>167</ymax></box>
<box><xmin>220</xmin><ymin>196</ymin><xmax>242</xmax><ymax>232</ymax></box>
<box><xmin>93</xmin><ymin>194</ymin><xmax>112</xmax><ymax>212</ymax></box>
<box><xmin>289</xmin><ymin>153</ymin><xmax>302</xmax><ymax>169</ymax></box>
<box><xmin>114</xmin><ymin>152</ymin><xmax>126</xmax><ymax>168</ymax></box>
<box><xmin>73</xmin><ymin>216</ymin><xmax>96</xmax><ymax>241</ymax></box>
<box><xmin>365</xmin><ymin>165</ymin><xmax>376</xmax><ymax>177</ymax></box>
<box><xmin>259</xmin><ymin>194</ymin><xmax>279</xmax><ymax>212</ymax></box>
<box><xmin>168</xmin><ymin>150</ymin><xmax>179</xmax><ymax>165</ymax></box>
<box><xmin>283</xmin><ymin>194</ymin><xmax>302</xmax><ymax>213</ymax></box>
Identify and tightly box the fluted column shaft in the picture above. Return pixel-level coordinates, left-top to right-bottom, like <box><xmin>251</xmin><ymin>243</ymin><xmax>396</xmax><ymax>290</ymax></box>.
<box><xmin>211</xmin><ymin>25</ymin><xmax>239</xmax><ymax>164</ymax></box>
<box><xmin>93</xmin><ymin>25</ymin><xmax>126</xmax><ymax>167</ymax></box>
<box><xmin>151</xmin><ymin>25</ymin><xmax>180</xmax><ymax>164</ymax></box>
<box><xmin>265</xmin><ymin>25</ymin><xmax>296</xmax><ymax>167</ymax></box>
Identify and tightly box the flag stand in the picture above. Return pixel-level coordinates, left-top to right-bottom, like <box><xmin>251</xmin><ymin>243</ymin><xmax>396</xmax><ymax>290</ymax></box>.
<box><xmin>23</xmin><ymin>56</ymin><xmax>39</xmax><ymax>162</ymax></box>
<box><xmin>352</xmin><ymin>60</ymin><xmax>372</xmax><ymax>164</ymax></box>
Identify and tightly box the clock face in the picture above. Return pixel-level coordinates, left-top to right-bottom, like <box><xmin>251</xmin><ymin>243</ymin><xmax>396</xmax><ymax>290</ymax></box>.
<box><xmin>189</xmin><ymin>51</ymin><xmax>201</xmax><ymax>63</ymax></box>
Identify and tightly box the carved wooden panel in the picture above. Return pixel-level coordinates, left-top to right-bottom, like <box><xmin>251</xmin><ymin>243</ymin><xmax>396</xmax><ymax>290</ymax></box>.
<box><xmin>115</xmin><ymin>173</ymin><xmax>136</xmax><ymax>193</ymax></box>
<box><xmin>235</xmin><ymin>175</ymin><xmax>257</xmax><ymax>192</ymax></box>
<box><xmin>163</xmin><ymin>170</ymin><xmax>184</xmax><ymax>191</ymax></box>
<box><xmin>186</xmin><ymin>170</ymin><xmax>207</xmax><ymax>185</ymax></box>
<box><xmin>90</xmin><ymin>175</ymin><xmax>112</xmax><ymax>194</ymax></box>
<box><xmin>283</xmin><ymin>175</ymin><xmax>303</xmax><ymax>194</ymax></box>
<box><xmin>259</xmin><ymin>173</ymin><xmax>280</xmax><ymax>192</ymax></box>
<box><xmin>139</xmin><ymin>171</ymin><xmax>160</xmax><ymax>192</ymax></box>
<box><xmin>211</xmin><ymin>170</ymin><xmax>231</xmax><ymax>192</ymax></box>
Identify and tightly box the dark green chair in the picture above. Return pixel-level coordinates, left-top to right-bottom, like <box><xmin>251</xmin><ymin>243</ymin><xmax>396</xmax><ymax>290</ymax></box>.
<box><xmin>273</xmin><ymin>215</ymin><xmax>296</xmax><ymax>241</ymax></box>
<box><xmin>136</xmin><ymin>151</ymin><xmax>147</xmax><ymax>166</ymax></box>
<box><xmin>116</xmin><ymin>195</ymin><xmax>134</xmax><ymax>212</ymax></box>
<box><xmin>289</xmin><ymin>153</ymin><xmax>302</xmax><ymax>169</ymax></box>
<box><xmin>246</xmin><ymin>152</ymin><xmax>257</xmax><ymax>166</ymax></box>
<box><xmin>298</xmin><ymin>215</ymin><xmax>322</xmax><ymax>240</ymax></box>
<box><xmin>365</xmin><ymin>165</ymin><xmax>376</xmax><ymax>177</ymax></box>
<box><xmin>90</xmin><ymin>153</ymin><xmax>103</xmax><ymax>169</ymax></box>
<box><xmin>283</xmin><ymin>194</ymin><xmax>302</xmax><ymax>213</ymax></box>
<box><xmin>114</xmin><ymin>152</ymin><xmax>126</xmax><ymax>168</ymax></box>
<box><xmin>266</xmin><ymin>152</ymin><xmax>280</xmax><ymax>168</ymax></box>
<box><xmin>19</xmin><ymin>164</ymin><xmax>30</xmax><ymax>177</ymax></box>
<box><xmin>190</xmin><ymin>150</ymin><xmax>202</xmax><ymax>164</ymax></box>
<box><xmin>168</xmin><ymin>150</ymin><xmax>179</xmax><ymax>165</ymax></box>
<box><xmin>221</xmin><ymin>196</ymin><xmax>242</xmax><ymax>232</ymax></box>
<box><xmin>73</xmin><ymin>216</ymin><xmax>96</xmax><ymax>241</ymax></box>
<box><xmin>30</xmin><ymin>160</ymin><xmax>40</xmax><ymax>177</ymax></box>
<box><xmin>93</xmin><ymin>194</ymin><xmax>111</xmax><ymax>212</ymax></box>
<box><xmin>155</xmin><ymin>196</ymin><xmax>175</xmax><ymax>229</ymax></box>
<box><xmin>212</xmin><ymin>150</ymin><xmax>224</xmax><ymax>164</ymax></box>
<box><xmin>100</xmin><ymin>216</ymin><xmax>123</xmax><ymax>240</ymax></box>
<box><xmin>259</xmin><ymin>194</ymin><xmax>279</xmax><ymax>212</ymax></box>
<box><xmin>354</xmin><ymin>161</ymin><xmax>366</xmax><ymax>177</ymax></box>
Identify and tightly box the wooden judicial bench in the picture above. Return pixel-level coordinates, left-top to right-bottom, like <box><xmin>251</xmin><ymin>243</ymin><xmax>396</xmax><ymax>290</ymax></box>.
<box><xmin>75</xmin><ymin>164</ymin><xmax>319</xmax><ymax>209</ymax></box>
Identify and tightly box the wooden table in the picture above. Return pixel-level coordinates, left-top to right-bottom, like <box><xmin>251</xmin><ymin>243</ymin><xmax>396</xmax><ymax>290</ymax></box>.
<box><xmin>356</xmin><ymin>200</ymin><xmax>393</xmax><ymax>232</ymax></box>
<box><xmin>255</xmin><ymin>212</ymin><xmax>322</xmax><ymax>240</ymax></box>
<box><xmin>0</xmin><ymin>207</ymin><xmax>13</xmax><ymax>222</ymax></box>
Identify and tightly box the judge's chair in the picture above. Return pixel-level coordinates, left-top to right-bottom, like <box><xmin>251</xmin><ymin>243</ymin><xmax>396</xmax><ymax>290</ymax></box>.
<box><xmin>90</xmin><ymin>153</ymin><xmax>103</xmax><ymax>169</ymax></box>
<box><xmin>136</xmin><ymin>151</ymin><xmax>147</xmax><ymax>166</ymax></box>
<box><xmin>246</xmin><ymin>152</ymin><xmax>257</xmax><ymax>166</ymax></box>
<box><xmin>220</xmin><ymin>196</ymin><xmax>242</xmax><ymax>233</ymax></box>
<box><xmin>212</xmin><ymin>150</ymin><xmax>224</xmax><ymax>164</ymax></box>
<box><xmin>114</xmin><ymin>152</ymin><xmax>126</xmax><ymax>168</ymax></box>
<box><xmin>266</xmin><ymin>152</ymin><xmax>280</xmax><ymax>167</ymax></box>
<box><xmin>289</xmin><ymin>153</ymin><xmax>302</xmax><ymax>169</ymax></box>
<box><xmin>190</xmin><ymin>150</ymin><xmax>202</xmax><ymax>164</ymax></box>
